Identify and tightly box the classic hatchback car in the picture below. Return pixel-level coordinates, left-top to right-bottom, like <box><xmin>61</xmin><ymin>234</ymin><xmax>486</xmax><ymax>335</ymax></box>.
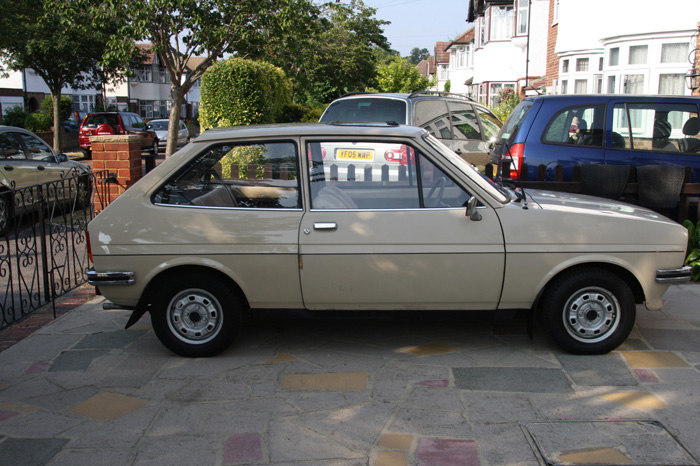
<box><xmin>319</xmin><ymin>92</ymin><xmax>502</xmax><ymax>171</ymax></box>
<box><xmin>490</xmin><ymin>94</ymin><xmax>700</xmax><ymax>181</ymax></box>
<box><xmin>0</xmin><ymin>126</ymin><xmax>90</xmax><ymax>234</ymax></box>
<box><xmin>79</xmin><ymin>112</ymin><xmax>157</xmax><ymax>159</ymax></box>
<box><xmin>87</xmin><ymin>123</ymin><xmax>690</xmax><ymax>357</ymax></box>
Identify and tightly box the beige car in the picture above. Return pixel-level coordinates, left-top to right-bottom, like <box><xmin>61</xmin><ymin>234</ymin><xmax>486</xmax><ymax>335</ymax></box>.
<box><xmin>87</xmin><ymin>123</ymin><xmax>691</xmax><ymax>357</ymax></box>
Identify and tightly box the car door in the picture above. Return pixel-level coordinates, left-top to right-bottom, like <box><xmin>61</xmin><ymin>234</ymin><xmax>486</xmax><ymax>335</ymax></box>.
<box><xmin>0</xmin><ymin>132</ymin><xmax>37</xmax><ymax>190</ymax></box>
<box><xmin>299</xmin><ymin>137</ymin><xmax>505</xmax><ymax>310</ymax></box>
<box><xmin>14</xmin><ymin>131</ymin><xmax>63</xmax><ymax>186</ymax></box>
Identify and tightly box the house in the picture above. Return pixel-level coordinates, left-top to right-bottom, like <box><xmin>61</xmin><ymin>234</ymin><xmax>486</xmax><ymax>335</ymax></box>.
<box><xmin>421</xmin><ymin>0</ymin><xmax>699</xmax><ymax>108</ymax></box>
<box><xmin>0</xmin><ymin>43</ymin><xmax>202</xmax><ymax>124</ymax></box>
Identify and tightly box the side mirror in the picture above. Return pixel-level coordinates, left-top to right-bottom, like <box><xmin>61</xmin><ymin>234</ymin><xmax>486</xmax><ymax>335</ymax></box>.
<box><xmin>56</xmin><ymin>153</ymin><xmax>69</xmax><ymax>163</ymax></box>
<box><xmin>466</xmin><ymin>196</ymin><xmax>482</xmax><ymax>221</ymax></box>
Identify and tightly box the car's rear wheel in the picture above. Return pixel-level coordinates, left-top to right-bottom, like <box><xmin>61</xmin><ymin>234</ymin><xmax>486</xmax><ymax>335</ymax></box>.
<box><xmin>82</xmin><ymin>148</ymin><xmax>91</xmax><ymax>160</ymax></box>
<box><xmin>0</xmin><ymin>192</ymin><xmax>13</xmax><ymax>236</ymax></box>
<box><xmin>150</xmin><ymin>274</ymin><xmax>241</xmax><ymax>357</ymax></box>
<box><xmin>151</xmin><ymin>138</ymin><xmax>158</xmax><ymax>155</ymax></box>
<box><xmin>541</xmin><ymin>268</ymin><xmax>635</xmax><ymax>355</ymax></box>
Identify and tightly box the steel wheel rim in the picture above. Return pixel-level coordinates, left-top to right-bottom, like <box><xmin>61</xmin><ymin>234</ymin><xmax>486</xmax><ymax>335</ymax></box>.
<box><xmin>562</xmin><ymin>286</ymin><xmax>620</xmax><ymax>343</ymax></box>
<box><xmin>167</xmin><ymin>288</ymin><xmax>223</xmax><ymax>344</ymax></box>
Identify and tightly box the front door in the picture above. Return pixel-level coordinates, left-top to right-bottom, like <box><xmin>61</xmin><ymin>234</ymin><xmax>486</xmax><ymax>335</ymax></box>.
<box><xmin>299</xmin><ymin>138</ymin><xmax>505</xmax><ymax>311</ymax></box>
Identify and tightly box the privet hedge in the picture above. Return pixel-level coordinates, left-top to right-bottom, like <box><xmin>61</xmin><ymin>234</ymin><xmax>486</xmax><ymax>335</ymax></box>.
<box><xmin>199</xmin><ymin>58</ymin><xmax>291</xmax><ymax>130</ymax></box>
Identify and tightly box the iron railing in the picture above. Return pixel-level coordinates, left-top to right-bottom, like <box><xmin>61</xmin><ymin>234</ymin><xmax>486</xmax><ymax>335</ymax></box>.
<box><xmin>0</xmin><ymin>170</ymin><xmax>113</xmax><ymax>329</ymax></box>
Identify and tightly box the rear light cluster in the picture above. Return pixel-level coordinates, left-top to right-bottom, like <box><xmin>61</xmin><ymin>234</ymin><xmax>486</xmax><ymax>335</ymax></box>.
<box><xmin>307</xmin><ymin>147</ymin><xmax>327</xmax><ymax>161</ymax></box>
<box><xmin>503</xmin><ymin>142</ymin><xmax>524</xmax><ymax>179</ymax></box>
<box><xmin>384</xmin><ymin>145</ymin><xmax>413</xmax><ymax>165</ymax></box>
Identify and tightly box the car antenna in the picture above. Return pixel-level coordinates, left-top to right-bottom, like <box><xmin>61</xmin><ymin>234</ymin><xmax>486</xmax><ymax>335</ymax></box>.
<box><xmin>503</xmin><ymin>143</ymin><xmax>528</xmax><ymax>210</ymax></box>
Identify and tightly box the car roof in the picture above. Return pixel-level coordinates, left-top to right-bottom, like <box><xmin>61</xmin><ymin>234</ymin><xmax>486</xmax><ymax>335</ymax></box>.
<box><xmin>331</xmin><ymin>91</ymin><xmax>481</xmax><ymax>105</ymax></box>
<box><xmin>524</xmin><ymin>94</ymin><xmax>700</xmax><ymax>103</ymax></box>
<box><xmin>195</xmin><ymin>123</ymin><xmax>429</xmax><ymax>142</ymax></box>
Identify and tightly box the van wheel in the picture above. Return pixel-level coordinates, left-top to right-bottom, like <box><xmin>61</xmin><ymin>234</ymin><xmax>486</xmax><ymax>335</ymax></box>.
<box><xmin>541</xmin><ymin>268</ymin><xmax>635</xmax><ymax>355</ymax></box>
<box><xmin>150</xmin><ymin>275</ymin><xmax>241</xmax><ymax>357</ymax></box>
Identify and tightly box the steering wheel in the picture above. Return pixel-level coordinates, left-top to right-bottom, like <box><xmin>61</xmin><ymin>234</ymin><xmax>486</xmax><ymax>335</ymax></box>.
<box><xmin>425</xmin><ymin>176</ymin><xmax>446</xmax><ymax>208</ymax></box>
<box><xmin>208</xmin><ymin>168</ymin><xmax>238</xmax><ymax>206</ymax></box>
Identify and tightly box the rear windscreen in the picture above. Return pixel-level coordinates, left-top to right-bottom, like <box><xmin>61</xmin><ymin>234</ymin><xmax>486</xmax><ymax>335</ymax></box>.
<box><xmin>84</xmin><ymin>114</ymin><xmax>120</xmax><ymax>127</ymax></box>
<box><xmin>320</xmin><ymin>98</ymin><xmax>407</xmax><ymax>124</ymax></box>
<box><xmin>496</xmin><ymin>100</ymin><xmax>534</xmax><ymax>144</ymax></box>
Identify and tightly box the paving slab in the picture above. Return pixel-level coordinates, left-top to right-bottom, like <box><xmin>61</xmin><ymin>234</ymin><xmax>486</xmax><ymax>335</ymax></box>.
<box><xmin>0</xmin><ymin>285</ymin><xmax>699</xmax><ymax>465</ymax></box>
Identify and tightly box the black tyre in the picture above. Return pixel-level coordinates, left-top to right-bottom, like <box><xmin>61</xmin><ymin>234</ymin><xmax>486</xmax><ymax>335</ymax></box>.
<box><xmin>82</xmin><ymin>148</ymin><xmax>92</xmax><ymax>160</ymax></box>
<box><xmin>151</xmin><ymin>138</ymin><xmax>159</xmax><ymax>155</ymax></box>
<box><xmin>76</xmin><ymin>176</ymin><xmax>91</xmax><ymax>209</ymax></box>
<box><xmin>541</xmin><ymin>268</ymin><xmax>635</xmax><ymax>355</ymax></box>
<box><xmin>150</xmin><ymin>274</ymin><xmax>241</xmax><ymax>357</ymax></box>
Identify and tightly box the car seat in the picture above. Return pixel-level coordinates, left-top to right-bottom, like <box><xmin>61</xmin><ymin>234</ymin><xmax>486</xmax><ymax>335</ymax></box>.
<box><xmin>651</xmin><ymin>119</ymin><xmax>678</xmax><ymax>151</ymax></box>
<box><xmin>312</xmin><ymin>185</ymin><xmax>358</xmax><ymax>209</ymax></box>
<box><xmin>679</xmin><ymin>117</ymin><xmax>700</xmax><ymax>153</ymax></box>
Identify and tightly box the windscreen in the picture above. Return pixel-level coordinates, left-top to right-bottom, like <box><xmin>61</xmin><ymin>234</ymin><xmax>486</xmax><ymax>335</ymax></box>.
<box><xmin>320</xmin><ymin>98</ymin><xmax>407</xmax><ymax>124</ymax></box>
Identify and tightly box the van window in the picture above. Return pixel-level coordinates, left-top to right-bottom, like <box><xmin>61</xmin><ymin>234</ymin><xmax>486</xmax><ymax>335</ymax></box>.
<box><xmin>543</xmin><ymin>104</ymin><xmax>605</xmax><ymax>147</ymax></box>
<box><xmin>496</xmin><ymin>100</ymin><xmax>533</xmax><ymax>144</ymax></box>
<box><xmin>320</xmin><ymin>98</ymin><xmax>406</xmax><ymax>124</ymax></box>
<box><xmin>612</xmin><ymin>103</ymin><xmax>699</xmax><ymax>153</ymax></box>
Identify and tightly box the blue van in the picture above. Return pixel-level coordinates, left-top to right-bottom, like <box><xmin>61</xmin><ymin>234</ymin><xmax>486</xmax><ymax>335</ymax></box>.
<box><xmin>490</xmin><ymin>95</ymin><xmax>700</xmax><ymax>181</ymax></box>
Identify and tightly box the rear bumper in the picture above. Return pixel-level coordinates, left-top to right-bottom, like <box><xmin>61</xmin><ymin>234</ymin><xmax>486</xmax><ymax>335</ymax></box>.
<box><xmin>87</xmin><ymin>268</ymin><xmax>135</xmax><ymax>286</ymax></box>
<box><xmin>656</xmin><ymin>266</ymin><xmax>692</xmax><ymax>283</ymax></box>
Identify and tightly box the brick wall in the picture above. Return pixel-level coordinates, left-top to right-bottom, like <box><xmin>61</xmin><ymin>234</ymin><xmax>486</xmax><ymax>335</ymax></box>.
<box><xmin>545</xmin><ymin>0</ymin><xmax>559</xmax><ymax>91</ymax></box>
<box><xmin>89</xmin><ymin>135</ymin><xmax>142</xmax><ymax>212</ymax></box>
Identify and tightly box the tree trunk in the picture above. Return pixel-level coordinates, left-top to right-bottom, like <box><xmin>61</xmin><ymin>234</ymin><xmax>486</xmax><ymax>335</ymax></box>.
<box><xmin>166</xmin><ymin>86</ymin><xmax>185</xmax><ymax>157</ymax></box>
<box><xmin>52</xmin><ymin>91</ymin><xmax>62</xmax><ymax>152</ymax></box>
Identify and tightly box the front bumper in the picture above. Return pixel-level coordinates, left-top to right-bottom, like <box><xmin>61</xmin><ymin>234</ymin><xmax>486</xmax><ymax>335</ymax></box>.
<box><xmin>87</xmin><ymin>268</ymin><xmax>135</xmax><ymax>286</ymax></box>
<box><xmin>656</xmin><ymin>266</ymin><xmax>692</xmax><ymax>283</ymax></box>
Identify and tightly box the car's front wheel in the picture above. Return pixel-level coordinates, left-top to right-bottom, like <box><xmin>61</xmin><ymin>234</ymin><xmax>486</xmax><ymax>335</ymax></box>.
<box><xmin>541</xmin><ymin>268</ymin><xmax>635</xmax><ymax>355</ymax></box>
<box><xmin>0</xmin><ymin>192</ymin><xmax>13</xmax><ymax>236</ymax></box>
<box><xmin>150</xmin><ymin>274</ymin><xmax>241</xmax><ymax>357</ymax></box>
<box><xmin>151</xmin><ymin>138</ymin><xmax>159</xmax><ymax>155</ymax></box>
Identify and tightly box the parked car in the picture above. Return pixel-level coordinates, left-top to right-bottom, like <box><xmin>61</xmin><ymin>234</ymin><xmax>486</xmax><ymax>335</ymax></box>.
<box><xmin>86</xmin><ymin>123</ymin><xmax>690</xmax><ymax>357</ymax></box>
<box><xmin>0</xmin><ymin>126</ymin><xmax>90</xmax><ymax>234</ymax></box>
<box><xmin>148</xmin><ymin>118</ymin><xmax>190</xmax><ymax>152</ymax></box>
<box><xmin>319</xmin><ymin>92</ymin><xmax>502</xmax><ymax>172</ymax></box>
<box><xmin>490</xmin><ymin>94</ymin><xmax>700</xmax><ymax>181</ymax></box>
<box><xmin>79</xmin><ymin>112</ymin><xmax>157</xmax><ymax>159</ymax></box>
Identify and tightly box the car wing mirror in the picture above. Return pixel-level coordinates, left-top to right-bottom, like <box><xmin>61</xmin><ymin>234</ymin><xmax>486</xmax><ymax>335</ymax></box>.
<box><xmin>466</xmin><ymin>196</ymin><xmax>482</xmax><ymax>221</ymax></box>
<box><xmin>56</xmin><ymin>153</ymin><xmax>69</xmax><ymax>163</ymax></box>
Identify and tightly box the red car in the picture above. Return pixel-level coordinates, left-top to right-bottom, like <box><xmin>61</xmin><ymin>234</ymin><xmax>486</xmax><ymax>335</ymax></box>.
<box><xmin>79</xmin><ymin>112</ymin><xmax>157</xmax><ymax>159</ymax></box>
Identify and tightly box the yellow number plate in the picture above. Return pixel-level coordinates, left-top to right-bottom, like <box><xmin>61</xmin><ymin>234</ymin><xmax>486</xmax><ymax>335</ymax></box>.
<box><xmin>336</xmin><ymin>149</ymin><xmax>374</xmax><ymax>161</ymax></box>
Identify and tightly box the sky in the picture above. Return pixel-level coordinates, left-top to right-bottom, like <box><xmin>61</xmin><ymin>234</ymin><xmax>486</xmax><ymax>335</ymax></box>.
<box><xmin>360</xmin><ymin>0</ymin><xmax>473</xmax><ymax>57</ymax></box>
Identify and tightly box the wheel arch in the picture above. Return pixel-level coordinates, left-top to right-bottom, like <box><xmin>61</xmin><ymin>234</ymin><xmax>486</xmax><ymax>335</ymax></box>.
<box><xmin>531</xmin><ymin>262</ymin><xmax>644</xmax><ymax>319</ymax></box>
<box><xmin>129</xmin><ymin>264</ymin><xmax>250</xmax><ymax>327</ymax></box>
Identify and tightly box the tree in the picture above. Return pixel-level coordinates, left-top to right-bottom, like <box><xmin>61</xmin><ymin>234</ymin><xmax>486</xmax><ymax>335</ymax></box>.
<box><xmin>374</xmin><ymin>56</ymin><xmax>433</xmax><ymax>93</ymax></box>
<box><xmin>101</xmin><ymin>0</ymin><xmax>319</xmax><ymax>156</ymax></box>
<box><xmin>0</xmin><ymin>0</ymin><xmax>126</xmax><ymax>151</ymax></box>
<box><xmin>407</xmin><ymin>47</ymin><xmax>430</xmax><ymax>65</ymax></box>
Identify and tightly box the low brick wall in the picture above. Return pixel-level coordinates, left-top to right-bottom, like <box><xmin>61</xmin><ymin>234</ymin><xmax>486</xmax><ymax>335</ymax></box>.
<box><xmin>89</xmin><ymin>135</ymin><xmax>142</xmax><ymax>212</ymax></box>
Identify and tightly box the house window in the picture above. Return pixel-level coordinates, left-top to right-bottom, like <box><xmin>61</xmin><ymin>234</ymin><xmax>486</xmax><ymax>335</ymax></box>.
<box><xmin>576</xmin><ymin>58</ymin><xmax>589</xmax><ymax>72</ymax></box>
<box><xmin>659</xmin><ymin>74</ymin><xmax>686</xmax><ymax>95</ymax></box>
<box><xmin>574</xmin><ymin>80</ymin><xmax>587</xmax><ymax>94</ymax></box>
<box><xmin>623</xmin><ymin>74</ymin><xmax>644</xmax><ymax>93</ymax></box>
<box><xmin>490</xmin><ymin>6</ymin><xmax>514</xmax><ymax>41</ymax></box>
<box><xmin>72</xmin><ymin>95</ymin><xmax>95</xmax><ymax>113</ymax></box>
<box><xmin>607</xmin><ymin>75</ymin><xmax>617</xmax><ymax>93</ymax></box>
<box><xmin>516</xmin><ymin>0</ymin><xmax>529</xmax><ymax>35</ymax></box>
<box><xmin>599</xmin><ymin>57</ymin><xmax>604</xmax><ymax>71</ymax></box>
<box><xmin>661</xmin><ymin>43</ymin><xmax>688</xmax><ymax>63</ymax></box>
<box><xmin>488</xmin><ymin>83</ymin><xmax>515</xmax><ymax>107</ymax></box>
<box><xmin>562</xmin><ymin>59</ymin><xmax>569</xmax><ymax>73</ymax></box>
<box><xmin>561</xmin><ymin>80</ymin><xmax>568</xmax><ymax>94</ymax></box>
<box><xmin>595</xmin><ymin>75</ymin><xmax>603</xmax><ymax>94</ymax></box>
<box><xmin>629</xmin><ymin>45</ymin><xmax>648</xmax><ymax>65</ymax></box>
<box><xmin>133</xmin><ymin>67</ymin><xmax>152</xmax><ymax>82</ymax></box>
<box><xmin>609</xmin><ymin>47</ymin><xmax>619</xmax><ymax>66</ymax></box>
<box><xmin>140</xmin><ymin>100</ymin><xmax>171</xmax><ymax>119</ymax></box>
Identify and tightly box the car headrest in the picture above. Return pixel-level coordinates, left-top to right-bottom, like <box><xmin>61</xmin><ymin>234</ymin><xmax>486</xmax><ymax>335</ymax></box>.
<box><xmin>683</xmin><ymin>117</ymin><xmax>700</xmax><ymax>136</ymax></box>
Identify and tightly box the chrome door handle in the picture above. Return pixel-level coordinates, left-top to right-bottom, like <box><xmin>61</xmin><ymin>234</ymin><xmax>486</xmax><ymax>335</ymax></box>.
<box><xmin>313</xmin><ymin>222</ymin><xmax>337</xmax><ymax>230</ymax></box>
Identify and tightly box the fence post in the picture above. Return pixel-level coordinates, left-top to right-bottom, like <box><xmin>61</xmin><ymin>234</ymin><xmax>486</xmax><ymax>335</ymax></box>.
<box><xmin>89</xmin><ymin>135</ymin><xmax>143</xmax><ymax>213</ymax></box>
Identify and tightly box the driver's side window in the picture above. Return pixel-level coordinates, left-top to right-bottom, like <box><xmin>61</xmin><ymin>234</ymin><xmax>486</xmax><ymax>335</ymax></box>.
<box><xmin>152</xmin><ymin>141</ymin><xmax>301</xmax><ymax>209</ymax></box>
<box><xmin>307</xmin><ymin>140</ymin><xmax>470</xmax><ymax>210</ymax></box>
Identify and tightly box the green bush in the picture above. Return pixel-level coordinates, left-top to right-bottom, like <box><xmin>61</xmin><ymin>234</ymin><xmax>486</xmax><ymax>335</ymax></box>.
<box><xmin>683</xmin><ymin>219</ymin><xmax>700</xmax><ymax>281</ymax></box>
<box><xmin>3</xmin><ymin>106</ymin><xmax>29</xmax><ymax>128</ymax></box>
<box><xmin>40</xmin><ymin>95</ymin><xmax>73</xmax><ymax>121</ymax></box>
<box><xmin>277</xmin><ymin>103</ymin><xmax>325</xmax><ymax>123</ymax></box>
<box><xmin>24</xmin><ymin>112</ymin><xmax>52</xmax><ymax>132</ymax></box>
<box><xmin>490</xmin><ymin>88</ymin><xmax>521</xmax><ymax>122</ymax></box>
<box><xmin>199</xmin><ymin>58</ymin><xmax>291</xmax><ymax>130</ymax></box>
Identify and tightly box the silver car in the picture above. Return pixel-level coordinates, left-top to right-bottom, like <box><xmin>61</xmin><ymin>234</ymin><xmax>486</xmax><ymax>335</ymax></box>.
<box><xmin>87</xmin><ymin>123</ymin><xmax>690</xmax><ymax>358</ymax></box>
<box><xmin>0</xmin><ymin>126</ymin><xmax>90</xmax><ymax>234</ymax></box>
<box><xmin>148</xmin><ymin>119</ymin><xmax>189</xmax><ymax>153</ymax></box>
